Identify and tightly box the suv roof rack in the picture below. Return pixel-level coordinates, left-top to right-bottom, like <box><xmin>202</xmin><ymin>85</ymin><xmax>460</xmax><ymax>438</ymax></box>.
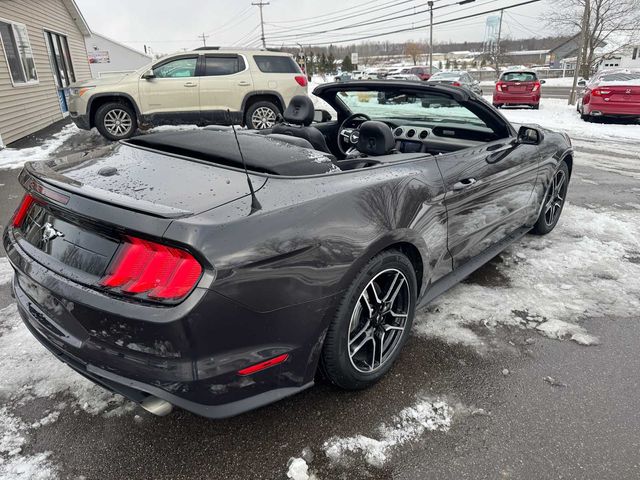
<box><xmin>192</xmin><ymin>46</ymin><xmax>285</xmax><ymax>52</ymax></box>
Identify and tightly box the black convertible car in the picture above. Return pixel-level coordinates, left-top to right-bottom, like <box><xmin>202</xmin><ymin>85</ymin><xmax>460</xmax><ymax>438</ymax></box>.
<box><xmin>4</xmin><ymin>80</ymin><xmax>572</xmax><ymax>418</ymax></box>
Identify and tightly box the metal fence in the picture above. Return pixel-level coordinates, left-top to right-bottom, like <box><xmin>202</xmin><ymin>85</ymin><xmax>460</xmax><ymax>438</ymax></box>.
<box><xmin>469</xmin><ymin>69</ymin><xmax>576</xmax><ymax>81</ymax></box>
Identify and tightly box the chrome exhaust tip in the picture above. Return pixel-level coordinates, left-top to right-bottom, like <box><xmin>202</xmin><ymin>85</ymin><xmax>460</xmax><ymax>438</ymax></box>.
<box><xmin>140</xmin><ymin>396</ymin><xmax>173</xmax><ymax>416</ymax></box>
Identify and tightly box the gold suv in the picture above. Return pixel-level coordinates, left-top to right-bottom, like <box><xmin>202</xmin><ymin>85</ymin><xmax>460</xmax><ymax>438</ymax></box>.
<box><xmin>68</xmin><ymin>48</ymin><xmax>309</xmax><ymax>140</ymax></box>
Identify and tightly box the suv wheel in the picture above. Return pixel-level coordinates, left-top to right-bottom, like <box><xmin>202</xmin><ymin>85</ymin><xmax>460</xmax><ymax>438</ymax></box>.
<box><xmin>95</xmin><ymin>102</ymin><xmax>136</xmax><ymax>141</ymax></box>
<box><xmin>245</xmin><ymin>101</ymin><xmax>279</xmax><ymax>130</ymax></box>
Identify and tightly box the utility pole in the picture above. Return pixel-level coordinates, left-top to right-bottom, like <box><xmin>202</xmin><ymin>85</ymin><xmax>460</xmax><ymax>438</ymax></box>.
<box><xmin>428</xmin><ymin>1</ymin><xmax>434</xmax><ymax>74</ymax></box>
<box><xmin>494</xmin><ymin>8</ymin><xmax>503</xmax><ymax>79</ymax></box>
<box><xmin>569</xmin><ymin>0</ymin><xmax>590</xmax><ymax>105</ymax></box>
<box><xmin>198</xmin><ymin>32</ymin><xmax>210</xmax><ymax>47</ymax></box>
<box><xmin>252</xmin><ymin>1</ymin><xmax>270</xmax><ymax>49</ymax></box>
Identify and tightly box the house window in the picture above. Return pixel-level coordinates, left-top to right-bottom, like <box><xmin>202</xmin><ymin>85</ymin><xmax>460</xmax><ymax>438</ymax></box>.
<box><xmin>0</xmin><ymin>20</ymin><xmax>38</xmax><ymax>85</ymax></box>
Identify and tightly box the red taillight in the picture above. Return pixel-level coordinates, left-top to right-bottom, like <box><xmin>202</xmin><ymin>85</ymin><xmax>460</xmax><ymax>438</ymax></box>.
<box><xmin>238</xmin><ymin>354</ymin><xmax>289</xmax><ymax>376</ymax></box>
<box><xmin>12</xmin><ymin>194</ymin><xmax>35</xmax><ymax>227</ymax></box>
<box><xmin>496</xmin><ymin>82</ymin><xmax>504</xmax><ymax>92</ymax></box>
<box><xmin>451</xmin><ymin>81</ymin><xmax>461</xmax><ymax>87</ymax></box>
<box><xmin>532</xmin><ymin>81</ymin><xmax>541</xmax><ymax>92</ymax></box>
<box><xmin>294</xmin><ymin>75</ymin><xmax>307</xmax><ymax>87</ymax></box>
<box><xmin>101</xmin><ymin>236</ymin><xmax>202</xmax><ymax>301</ymax></box>
<box><xmin>592</xmin><ymin>89</ymin><xmax>611</xmax><ymax>97</ymax></box>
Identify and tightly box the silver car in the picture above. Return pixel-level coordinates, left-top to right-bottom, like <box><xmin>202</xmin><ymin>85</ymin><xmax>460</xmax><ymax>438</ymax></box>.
<box><xmin>426</xmin><ymin>70</ymin><xmax>482</xmax><ymax>95</ymax></box>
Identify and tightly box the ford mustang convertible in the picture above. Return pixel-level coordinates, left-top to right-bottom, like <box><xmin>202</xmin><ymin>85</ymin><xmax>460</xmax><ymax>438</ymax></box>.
<box><xmin>4</xmin><ymin>80</ymin><xmax>573</xmax><ymax>418</ymax></box>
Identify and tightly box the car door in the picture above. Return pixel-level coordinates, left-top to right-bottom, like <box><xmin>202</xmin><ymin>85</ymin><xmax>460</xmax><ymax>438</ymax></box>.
<box><xmin>198</xmin><ymin>54</ymin><xmax>253</xmax><ymax>120</ymax></box>
<box><xmin>138</xmin><ymin>55</ymin><xmax>199</xmax><ymax>122</ymax></box>
<box><xmin>435</xmin><ymin>113</ymin><xmax>539</xmax><ymax>269</ymax></box>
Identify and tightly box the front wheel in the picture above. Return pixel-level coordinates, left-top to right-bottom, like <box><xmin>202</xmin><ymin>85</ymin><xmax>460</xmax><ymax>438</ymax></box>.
<box><xmin>245</xmin><ymin>101</ymin><xmax>279</xmax><ymax>130</ymax></box>
<box><xmin>531</xmin><ymin>161</ymin><xmax>569</xmax><ymax>235</ymax></box>
<box><xmin>320</xmin><ymin>250</ymin><xmax>417</xmax><ymax>390</ymax></box>
<box><xmin>94</xmin><ymin>102</ymin><xmax>136</xmax><ymax>141</ymax></box>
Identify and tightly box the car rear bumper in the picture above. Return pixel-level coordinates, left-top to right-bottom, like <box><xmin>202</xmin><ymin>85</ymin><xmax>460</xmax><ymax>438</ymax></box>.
<box><xmin>493</xmin><ymin>93</ymin><xmax>540</xmax><ymax>105</ymax></box>
<box><xmin>4</xmin><ymin>228</ymin><xmax>334</xmax><ymax>418</ymax></box>
<box><xmin>70</xmin><ymin>113</ymin><xmax>91</xmax><ymax>130</ymax></box>
<box><xmin>583</xmin><ymin>101</ymin><xmax>640</xmax><ymax>117</ymax></box>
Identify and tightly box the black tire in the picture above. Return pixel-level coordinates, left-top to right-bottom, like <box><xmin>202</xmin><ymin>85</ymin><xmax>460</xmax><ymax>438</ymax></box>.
<box><xmin>244</xmin><ymin>100</ymin><xmax>280</xmax><ymax>130</ymax></box>
<box><xmin>531</xmin><ymin>161</ymin><xmax>569</xmax><ymax>235</ymax></box>
<box><xmin>493</xmin><ymin>103</ymin><xmax>502</xmax><ymax>109</ymax></box>
<box><xmin>580</xmin><ymin>112</ymin><xmax>591</xmax><ymax>122</ymax></box>
<box><xmin>532</xmin><ymin>104</ymin><xmax>540</xmax><ymax>110</ymax></box>
<box><xmin>320</xmin><ymin>250</ymin><xmax>417</xmax><ymax>390</ymax></box>
<box><xmin>94</xmin><ymin>102</ymin><xmax>137</xmax><ymax>141</ymax></box>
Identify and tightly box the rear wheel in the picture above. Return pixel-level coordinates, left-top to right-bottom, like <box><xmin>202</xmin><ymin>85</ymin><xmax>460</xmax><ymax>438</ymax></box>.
<box><xmin>245</xmin><ymin>101</ymin><xmax>279</xmax><ymax>130</ymax></box>
<box><xmin>320</xmin><ymin>250</ymin><xmax>417</xmax><ymax>390</ymax></box>
<box><xmin>493</xmin><ymin>103</ymin><xmax>503</xmax><ymax>109</ymax></box>
<box><xmin>532</xmin><ymin>104</ymin><xmax>540</xmax><ymax>110</ymax></box>
<box><xmin>531</xmin><ymin>161</ymin><xmax>569</xmax><ymax>235</ymax></box>
<box><xmin>95</xmin><ymin>102</ymin><xmax>136</xmax><ymax>141</ymax></box>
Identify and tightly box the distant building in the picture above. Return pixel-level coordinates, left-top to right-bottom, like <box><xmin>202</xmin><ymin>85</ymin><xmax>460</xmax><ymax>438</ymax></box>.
<box><xmin>597</xmin><ymin>43</ymin><xmax>640</xmax><ymax>70</ymax></box>
<box><xmin>85</xmin><ymin>32</ymin><xmax>152</xmax><ymax>78</ymax></box>
<box><xmin>503</xmin><ymin>49</ymin><xmax>549</xmax><ymax>66</ymax></box>
<box><xmin>0</xmin><ymin>0</ymin><xmax>92</xmax><ymax>146</ymax></box>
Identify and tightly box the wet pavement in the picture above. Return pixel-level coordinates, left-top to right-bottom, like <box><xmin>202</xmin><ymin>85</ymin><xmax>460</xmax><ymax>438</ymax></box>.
<box><xmin>1</xmin><ymin>125</ymin><xmax>640</xmax><ymax>480</ymax></box>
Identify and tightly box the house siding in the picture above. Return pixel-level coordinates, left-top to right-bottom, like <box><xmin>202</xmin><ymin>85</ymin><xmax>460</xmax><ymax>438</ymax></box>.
<box><xmin>0</xmin><ymin>0</ymin><xmax>90</xmax><ymax>145</ymax></box>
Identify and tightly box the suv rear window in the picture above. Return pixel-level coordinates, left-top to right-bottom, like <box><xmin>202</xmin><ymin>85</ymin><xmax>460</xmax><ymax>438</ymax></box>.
<box><xmin>203</xmin><ymin>55</ymin><xmax>245</xmax><ymax>76</ymax></box>
<box><xmin>253</xmin><ymin>55</ymin><xmax>300</xmax><ymax>73</ymax></box>
<box><xmin>501</xmin><ymin>72</ymin><xmax>537</xmax><ymax>82</ymax></box>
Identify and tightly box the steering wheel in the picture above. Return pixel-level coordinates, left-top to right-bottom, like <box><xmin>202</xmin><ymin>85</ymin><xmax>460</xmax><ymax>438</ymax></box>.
<box><xmin>337</xmin><ymin>113</ymin><xmax>371</xmax><ymax>155</ymax></box>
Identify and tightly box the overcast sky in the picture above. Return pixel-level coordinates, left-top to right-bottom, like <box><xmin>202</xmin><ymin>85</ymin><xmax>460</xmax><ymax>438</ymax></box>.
<box><xmin>76</xmin><ymin>0</ymin><xmax>556</xmax><ymax>55</ymax></box>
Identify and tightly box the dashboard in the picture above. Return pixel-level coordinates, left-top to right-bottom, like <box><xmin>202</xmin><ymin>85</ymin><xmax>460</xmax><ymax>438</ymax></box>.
<box><xmin>390</xmin><ymin>124</ymin><xmax>489</xmax><ymax>154</ymax></box>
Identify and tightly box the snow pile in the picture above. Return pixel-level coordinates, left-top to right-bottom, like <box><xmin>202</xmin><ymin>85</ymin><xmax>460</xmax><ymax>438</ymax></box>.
<box><xmin>324</xmin><ymin>398</ymin><xmax>452</xmax><ymax>468</ymax></box>
<box><xmin>0</xmin><ymin>124</ymin><xmax>78</xmax><ymax>171</ymax></box>
<box><xmin>0</xmin><ymin>258</ymin><xmax>13</xmax><ymax>286</ymax></box>
<box><xmin>494</xmin><ymin>98</ymin><xmax>640</xmax><ymax>143</ymax></box>
<box><xmin>416</xmin><ymin>204</ymin><xmax>640</xmax><ymax>348</ymax></box>
<box><xmin>286</xmin><ymin>457</ymin><xmax>316</xmax><ymax>480</ymax></box>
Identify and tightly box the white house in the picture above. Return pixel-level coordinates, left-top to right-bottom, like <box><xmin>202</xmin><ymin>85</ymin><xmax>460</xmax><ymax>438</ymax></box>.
<box><xmin>85</xmin><ymin>32</ymin><xmax>151</xmax><ymax>78</ymax></box>
<box><xmin>598</xmin><ymin>44</ymin><xmax>640</xmax><ymax>69</ymax></box>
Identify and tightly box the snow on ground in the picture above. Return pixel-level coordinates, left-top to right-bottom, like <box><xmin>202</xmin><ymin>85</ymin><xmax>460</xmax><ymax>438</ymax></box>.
<box><xmin>490</xmin><ymin>98</ymin><xmax>640</xmax><ymax>143</ymax></box>
<box><xmin>0</xmin><ymin>124</ymin><xmax>78</xmax><ymax>171</ymax></box>
<box><xmin>286</xmin><ymin>457</ymin><xmax>316</xmax><ymax>480</ymax></box>
<box><xmin>416</xmin><ymin>204</ymin><xmax>640</xmax><ymax>350</ymax></box>
<box><xmin>323</xmin><ymin>398</ymin><xmax>452</xmax><ymax>468</ymax></box>
<box><xmin>0</xmin><ymin>258</ymin><xmax>12</xmax><ymax>287</ymax></box>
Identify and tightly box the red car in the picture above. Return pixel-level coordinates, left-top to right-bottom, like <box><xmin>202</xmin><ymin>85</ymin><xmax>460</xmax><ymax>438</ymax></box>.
<box><xmin>493</xmin><ymin>71</ymin><xmax>544</xmax><ymax>109</ymax></box>
<box><xmin>578</xmin><ymin>69</ymin><xmax>640</xmax><ymax>121</ymax></box>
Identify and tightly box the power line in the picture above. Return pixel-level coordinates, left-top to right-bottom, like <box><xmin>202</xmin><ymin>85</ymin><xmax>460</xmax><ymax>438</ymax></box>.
<box><xmin>197</xmin><ymin>32</ymin><xmax>210</xmax><ymax>46</ymax></box>
<box><xmin>267</xmin><ymin>0</ymin><xmax>502</xmax><ymax>42</ymax></box>
<box><xmin>276</xmin><ymin>0</ymin><xmax>543</xmax><ymax>46</ymax></box>
<box><xmin>267</xmin><ymin>0</ymin><xmax>392</xmax><ymax>25</ymax></box>
<box><xmin>252</xmin><ymin>1</ymin><xmax>270</xmax><ymax>49</ymax></box>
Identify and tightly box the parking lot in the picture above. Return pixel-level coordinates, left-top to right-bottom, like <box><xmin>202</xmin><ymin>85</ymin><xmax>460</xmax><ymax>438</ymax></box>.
<box><xmin>1</xmin><ymin>94</ymin><xmax>639</xmax><ymax>479</ymax></box>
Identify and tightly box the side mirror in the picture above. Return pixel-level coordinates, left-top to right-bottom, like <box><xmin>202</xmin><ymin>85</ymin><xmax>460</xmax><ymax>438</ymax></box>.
<box><xmin>517</xmin><ymin>125</ymin><xmax>542</xmax><ymax>145</ymax></box>
<box><xmin>577</xmin><ymin>79</ymin><xmax>586</xmax><ymax>87</ymax></box>
<box><xmin>313</xmin><ymin>109</ymin><xmax>332</xmax><ymax>123</ymax></box>
<box><xmin>141</xmin><ymin>69</ymin><xmax>155</xmax><ymax>80</ymax></box>
<box><xmin>539</xmin><ymin>79</ymin><xmax>546</xmax><ymax>84</ymax></box>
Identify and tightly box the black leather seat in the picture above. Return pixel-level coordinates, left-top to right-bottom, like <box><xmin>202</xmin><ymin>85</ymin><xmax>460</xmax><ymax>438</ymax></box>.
<box><xmin>356</xmin><ymin>121</ymin><xmax>396</xmax><ymax>156</ymax></box>
<box><xmin>272</xmin><ymin>95</ymin><xmax>332</xmax><ymax>154</ymax></box>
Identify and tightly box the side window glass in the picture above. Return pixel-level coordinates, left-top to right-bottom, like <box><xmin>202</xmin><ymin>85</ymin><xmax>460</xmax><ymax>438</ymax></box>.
<box><xmin>203</xmin><ymin>56</ymin><xmax>245</xmax><ymax>76</ymax></box>
<box><xmin>153</xmin><ymin>57</ymin><xmax>197</xmax><ymax>78</ymax></box>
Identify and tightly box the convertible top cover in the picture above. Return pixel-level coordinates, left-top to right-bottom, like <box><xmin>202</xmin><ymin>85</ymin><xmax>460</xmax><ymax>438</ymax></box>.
<box><xmin>126</xmin><ymin>130</ymin><xmax>338</xmax><ymax>176</ymax></box>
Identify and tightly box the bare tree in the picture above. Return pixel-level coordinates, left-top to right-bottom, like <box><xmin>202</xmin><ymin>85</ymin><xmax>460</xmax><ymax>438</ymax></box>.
<box><xmin>545</xmin><ymin>0</ymin><xmax>640</xmax><ymax>78</ymax></box>
<box><xmin>404</xmin><ymin>42</ymin><xmax>423</xmax><ymax>65</ymax></box>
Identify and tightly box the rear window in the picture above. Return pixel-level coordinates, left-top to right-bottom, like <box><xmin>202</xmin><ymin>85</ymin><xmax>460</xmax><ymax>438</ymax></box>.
<box><xmin>253</xmin><ymin>55</ymin><xmax>300</xmax><ymax>73</ymax></box>
<box><xmin>203</xmin><ymin>55</ymin><xmax>245</xmax><ymax>76</ymax></box>
<box><xmin>501</xmin><ymin>72</ymin><xmax>537</xmax><ymax>82</ymax></box>
<box><xmin>598</xmin><ymin>73</ymin><xmax>640</xmax><ymax>84</ymax></box>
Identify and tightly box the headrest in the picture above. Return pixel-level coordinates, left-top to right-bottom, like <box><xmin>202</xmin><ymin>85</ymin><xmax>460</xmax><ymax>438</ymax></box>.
<box><xmin>357</xmin><ymin>121</ymin><xmax>396</xmax><ymax>156</ymax></box>
<box><xmin>283</xmin><ymin>95</ymin><xmax>314</xmax><ymax>126</ymax></box>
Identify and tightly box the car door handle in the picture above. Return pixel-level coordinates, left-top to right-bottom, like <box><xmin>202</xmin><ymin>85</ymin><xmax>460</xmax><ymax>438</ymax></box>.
<box><xmin>453</xmin><ymin>178</ymin><xmax>477</xmax><ymax>190</ymax></box>
<box><xmin>184</xmin><ymin>82</ymin><xmax>197</xmax><ymax>87</ymax></box>
<box><xmin>237</xmin><ymin>81</ymin><xmax>251</xmax><ymax>86</ymax></box>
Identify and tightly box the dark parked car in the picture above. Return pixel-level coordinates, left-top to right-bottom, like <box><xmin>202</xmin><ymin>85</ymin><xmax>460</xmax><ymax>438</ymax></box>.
<box><xmin>576</xmin><ymin>69</ymin><xmax>640</xmax><ymax>121</ymax></box>
<box><xmin>4</xmin><ymin>81</ymin><xmax>573</xmax><ymax>419</ymax></box>
<box><xmin>426</xmin><ymin>70</ymin><xmax>482</xmax><ymax>94</ymax></box>
<box><xmin>493</xmin><ymin>70</ymin><xmax>545</xmax><ymax>109</ymax></box>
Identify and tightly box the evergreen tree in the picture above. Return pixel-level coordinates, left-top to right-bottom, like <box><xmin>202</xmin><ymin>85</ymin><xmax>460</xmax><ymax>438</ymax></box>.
<box><xmin>342</xmin><ymin>54</ymin><xmax>354</xmax><ymax>72</ymax></box>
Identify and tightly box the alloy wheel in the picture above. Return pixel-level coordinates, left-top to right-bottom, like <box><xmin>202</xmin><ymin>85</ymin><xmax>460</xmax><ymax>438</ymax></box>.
<box><xmin>347</xmin><ymin>268</ymin><xmax>410</xmax><ymax>373</ymax></box>
<box><xmin>251</xmin><ymin>106</ymin><xmax>277</xmax><ymax>129</ymax></box>
<box><xmin>544</xmin><ymin>169</ymin><xmax>567</xmax><ymax>227</ymax></box>
<box><xmin>104</xmin><ymin>109</ymin><xmax>133</xmax><ymax>137</ymax></box>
